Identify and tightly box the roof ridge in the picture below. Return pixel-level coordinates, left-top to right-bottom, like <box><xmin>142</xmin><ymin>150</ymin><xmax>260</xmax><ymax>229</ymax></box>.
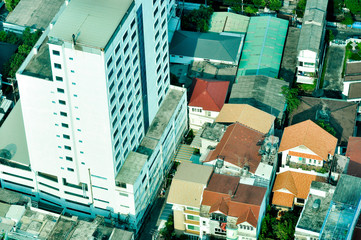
<box><xmin>205</xmin><ymin>81</ymin><xmax>223</xmax><ymax>110</ymax></box>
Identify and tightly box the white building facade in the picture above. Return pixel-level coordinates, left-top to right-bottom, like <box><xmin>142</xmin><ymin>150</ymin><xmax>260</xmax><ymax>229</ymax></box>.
<box><xmin>0</xmin><ymin>0</ymin><xmax>180</xmax><ymax>233</ymax></box>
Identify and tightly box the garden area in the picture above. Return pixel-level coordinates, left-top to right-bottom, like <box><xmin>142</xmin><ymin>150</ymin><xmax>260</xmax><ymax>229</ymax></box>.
<box><xmin>342</xmin><ymin>41</ymin><xmax>361</xmax><ymax>77</ymax></box>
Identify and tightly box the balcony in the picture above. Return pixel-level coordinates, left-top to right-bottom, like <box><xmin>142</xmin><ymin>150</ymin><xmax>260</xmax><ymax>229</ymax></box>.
<box><xmin>286</xmin><ymin>160</ymin><xmax>330</xmax><ymax>174</ymax></box>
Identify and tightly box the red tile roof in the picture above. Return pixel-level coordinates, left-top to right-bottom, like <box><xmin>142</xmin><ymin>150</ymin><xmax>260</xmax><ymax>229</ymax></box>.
<box><xmin>189</xmin><ymin>78</ymin><xmax>229</xmax><ymax>112</ymax></box>
<box><xmin>204</xmin><ymin>123</ymin><xmax>265</xmax><ymax>173</ymax></box>
<box><xmin>201</xmin><ymin>174</ymin><xmax>266</xmax><ymax>228</ymax></box>
<box><xmin>346</xmin><ymin>137</ymin><xmax>361</xmax><ymax>178</ymax></box>
<box><xmin>279</xmin><ymin>120</ymin><xmax>337</xmax><ymax>160</ymax></box>
<box><xmin>272</xmin><ymin>171</ymin><xmax>327</xmax><ymax>208</ymax></box>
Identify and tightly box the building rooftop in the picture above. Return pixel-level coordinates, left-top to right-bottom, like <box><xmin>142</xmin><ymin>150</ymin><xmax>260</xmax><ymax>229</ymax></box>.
<box><xmin>5</xmin><ymin>0</ymin><xmax>65</xmax><ymax>31</ymax></box>
<box><xmin>320</xmin><ymin>174</ymin><xmax>361</xmax><ymax>240</ymax></box>
<box><xmin>49</xmin><ymin>0</ymin><xmax>133</xmax><ymax>49</ymax></box>
<box><xmin>230</xmin><ymin>75</ymin><xmax>288</xmax><ymax>120</ymax></box>
<box><xmin>115</xmin><ymin>151</ymin><xmax>148</xmax><ymax>185</ymax></box>
<box><xmin>272</xmin><ymin>171</ymin><xmax>327</xmax><ymax>208</ymax></box>
<box><xmin>69</xmin><ymin>216</ymin><xmax>103</xmax><ymax>239</ymax></box>
<box><xmin>145</xmin><ymin>88</ymin><xmax>185</xmax><ymax>141</ymax></box>
<box><xmin>279</xmin><ymin>120</ymin><xmax>338</xmax><ymax>160</ymax></box>
<box><xmin>47</xmin><ymin>216</ymin><xmax>77</xmax><ymax>240</ymax></box>
<box><xmin>170</xmin><ymin>30</ymin><xmax>244</xmax><ymax>64</ymax></box>
<box><xmin>201</xmin><ymin>174</ymin><xmax>266</xmax><ymax>228</ymax></box>
<box><xmin>109</xmin><ymin>228</ymin><xmax>134</xmax><ymax>240</ymax></box>
<box><xmin>237</xmin><ymin>16</ymin><xmax>288</xmax><ymax>78</ymax></box>
<box><xmin>0</xmin><ymin>202</ymin><xmax>11</xmax><ymax>218</ymax></box>
<box><xmin>200</xmin><ymin>122</ymin><xmax>227</xmax><ymax>142</ymax></box>
<box><xmin>345</xmin><ymin>61</ymin><xmax>361</xmax><ymax>81</ymax></box>
<box><xmin>289</xmin><ymin>97</ymin><xmax>358</xmax><ymax>146</ymax></box>
<box><xmin>22</xmin><ymin>37</ymin><xmax>53</xmax><ymax>80</ymax></box>
<box><xmin>209</xmin><ymin>12</ymin><xmax>250</xmax><ymax>33</ymax></box>
<box><xmin>346</xmin><ymin>137</ymin><xmax>361</xmax><ymax>178</ymax></box>
<box><xmin>0</xmin><ymin>188</ymin><xmax>30</xmax><ymax>206</ymax></box>
<box><xmin>167</xmin><ymin>162</ymin><xmax>213</xmax><ymax>207</ymax></box>
<box><xmin>189</xmin><ymin>78</ymin><xmax>229</xmax><ymax>112</ymax></box>
<box><xmin>296</xmin><ymin>182</ymin><xmax>335</xmax><ymax>234</ymax></box>
<box><xmin>348</xmin><ymin>82</ymin><xmax>361</xmax><ymax>99</ymax></box>
<box><xmin>297</xmin><ymin>0</ymin><xmax>328</xmax><ymax>54</ymax></box>
<box><xmin>0</xmin><ymin>101</ymin><xmax>30</xmax><ymax>166</ymax></box>
<box><xmin>216</xmin><ymin>104</ymin><xmax>275</xmax><ymax>134</ymax></box>
<box><xmin>204</xmin><ymin>123</ymin><xmax>265</xmax><ymax>174</ymax></box>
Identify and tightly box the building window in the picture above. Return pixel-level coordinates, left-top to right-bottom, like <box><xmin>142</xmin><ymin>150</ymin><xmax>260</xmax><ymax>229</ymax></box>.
<box><xmin>54</xmin><ymin>63</ymin><xmax>62</xmax><ymax>69</ymax></box>
<box><xmin>187</xmin><ymin>225</ymin><xmax>200</xmax><ymax>231</ymax></box>
<box><xmin>123</xmin><ymin>31</ymin><xmax>128</xmax><ymax>41</ymax></box>
<box><xmin>64</xmin><ymin>145</ymin><xmax>71</xmax><ymax>150</ymax></box>
<box><xmin>67</xmin><ymin>168</ymin><xmax>74</xmax><ymax>172</ymax></box>
<box><xmin>107</xmin><ymin>57</ymin><xmax>113</xmax><ymax>68</ymax></box>
<box><xmin>61</xmin><ymin>123</ymin><xmax>69</xmax><ymax>128</ymax></box>
<box><xmin>60</xmin><ymin>111</ymin><xmax>67</xmax><ymax>117</ymax></box>
<box><xmin>59</xmin><ymin>100</ymin><xmax>66</xmax><ymax>105</ymax></box>
<box><xmin>56</xmin><ymin>76</ymin><xmax>63</xmax><ymax>81</ymax></box>
<box><xmin>63</xmin><ymin>134</ymin><xmax>70</xmax><ymax>140</ymax></box>
<box><xmin>115</xmin><ymin>44</ymin><xmax>120</xmax><ymax>55</ymax></box>
<box><xmin>52</xmin><ymin>50</ymin><xmax>60</xmax><ymax>56</ymax></box>
<box><xmin>65</xmin><ymin>156</ymin><xmax>73</xmax><ymax>161</ymax></box>
<box><xmin>57</xmin><ymin>88</ymin><xmax>65</xmax><ymax>93</ymax></box>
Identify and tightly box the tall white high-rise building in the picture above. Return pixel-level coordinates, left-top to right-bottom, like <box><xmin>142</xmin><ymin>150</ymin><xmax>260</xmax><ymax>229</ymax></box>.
<box><xmin>0</xmin><ymin>0</ymin><xmax>186</xmax><ymax>233</ymax></box>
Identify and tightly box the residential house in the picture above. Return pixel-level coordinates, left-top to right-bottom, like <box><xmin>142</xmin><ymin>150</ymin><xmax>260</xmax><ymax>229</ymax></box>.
<box><xmin>346</xmin><ymin>137</ymin><xmax>361</xmax><ymax>178</ymax></box>
<box><xmin>343</xmin><ymin>61</ymin><xmax>361</xmax><ymax>101</ymax></box>
<box><xmin>203</xmin><ymin>122</ymin><xmax>278</xmax><ymax>202</ymax></box>
<box><xmin>230</xmin><ymin>75</ymin><xmax>288</xmax><ymax>122</ymax></box>
<box><xmin>237</xmin><ymin>16</ymin><xmax>288</xmax><ymax>78</ymax></box>
<box><xmin>209</xmin><ymin>12</ymin><xmax>250</xmax><ymax>34</ymax></box>
<box><xmin>296</xmin><ymin>0</ymin><xmax>328</xmax><ymax>84</ymax></box>
<box><xmin>188</xmin><ymin>78</ymin><xmax>229</xmax><ymax>131</ymax></box>
<box><xmin>169</xmin><ymin>31</ymin><xmax>244</xmax><ymax>65</ymax></box>
<box><xmin>294</xmin><ymin>182</ymin><xmax>336</xmax><ymax>240</ymax></box>
<box><xmin>199</xmin><ymin>173</ymin><xmax>267</xmax><ymax>240</ymax></box>
<box><xmin>167</xmin><ymin>162</ymin><xmax>213</xmax><ymax>237</ymax></box>
<box><xmin>279</xmin><ymin>120</ymin><xmax>338</xmax><ymax>170</ymax></box>
<box><xmin>216</xmin><ymin>104</ymin><xmax>276</xmax><ymax>135</ymax></box>
<box><xmin>190</xmin><ymin>122</ymin><xmax>227</xmax><ymax>156</ymax></box>
<box><xmin>320</xmin><ymin>174</ymin><xmax>361</xmax><ymax>240</ymax></box>
<box><xmin>289</xmin><ymin>97</ymin><xmax>358</xmax><ymax>148</ymax></box>
<box><xmin>272</xmin><ymin>171</ymin><xmax>327</xmax><ymax>210</ymax></box>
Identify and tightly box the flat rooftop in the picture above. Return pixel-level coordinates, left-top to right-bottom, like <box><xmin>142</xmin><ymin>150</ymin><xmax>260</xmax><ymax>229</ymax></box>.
<box><xmin>115</xmin><ymin>151</ymin><xmax>148</xmax><ymax>185</ymax></box>
<box><xmin>110</xmin><ymin>228</ymin><xmax>134</xmax><ymax>240</ymax></box>
<box><xmin>47</xmin><ymin>216</ymin><xmax>77</xmax><ymax>240</ymax></box>
<box><xmin>49</xmin><ymin>0</ymin><xmax>133</xmax><ymax>49</ymax></box>
<box><xmin>0</xmin><ymin>101</ymin><xmax>30</xmax><ymax>166</ymax></box>
<box><xmin>22</xmin><ymin>37</ymin><xmax>53</xmax><ymax>80</ymax></box>
<box><xmin>296</xmin><ymin>182</ymin><xmax>335</xmax><ymax>234</ymax></box>
<box><xmin>209</xmin><ymin>12</ymin><xmax>250</xmax><ymax>33</ymax></box>
<box><xmin>145</xmin><ymin>88</ymin><xmax>184</xmax><ymax>141</ymax></box>
<box><xmin>200</xmin><ymin>122</ymin><xmax>227</xmax><ymax>142</ymax></box>
<box><xmin>5</xmin><ymin>0</ymin><xmax>65</xmax><ymax>30</ymax></box>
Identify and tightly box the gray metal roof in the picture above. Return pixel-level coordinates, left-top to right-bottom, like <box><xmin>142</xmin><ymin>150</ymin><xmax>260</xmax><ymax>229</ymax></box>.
<box><xmin>230</xmin><ymin>75</ymin><xmax>288</xmax><ymax>120</ymax></box>
<box><xmin>5</xmin><ymin>0</ymin><xmax>65</xmax><ymax>30</ymax></box>
<box><xmin>170</xmin><ymin>30</ymin><xmax>243</xmax><ymax>64</ymax></box>
<box><xmin>297</xmin><ymin>0</ymin><xmax>328</xmax><ymax>54</ymax></box>
<box><xmin>49</xmin><ymin>0</ymin><xmax>134</xmax><ymax>49</ymax></box>
<box><xmin>333</xmin><ymin>174</ymin><xmax>361</xmax><ymax>206</ymax></box>
<box><xmin>115</xmin><ymin>151</ymin><xmax>148</xmax><ymax>185</ymax></box>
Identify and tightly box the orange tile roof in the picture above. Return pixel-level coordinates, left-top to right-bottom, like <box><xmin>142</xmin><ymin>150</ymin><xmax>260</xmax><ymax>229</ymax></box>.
<box><xmin>204</xmin><ymin>123</ymin><xmax>265</xmax><ymax>173</ymax></box>
<box><xmin>279</xmin><ymin>120</ymin><xmax>337</xmax><ymax>160</ymax></box>
<box><xmin>346</xmin><ymin>137</ymin><xmax>361</xmax><ymax>178</ymax></box>
<box><xmin>272</xmin><ymin>192</ymin><xmax>295</xmax><ymax>208</ymax></box>
<box><xmin>215</xmin><ymin>104</ymin><xmax>275</xmax><ymax>134</ymax></box>
<box><xmin>288</xmin><ymin>151</ymin><xmax>323</xmax><ymax>161</ymax></box>
<box><xmin>189</xmin><ymin>78</ymin><xmax>229</xmax><ymax>112</ymax></box>
<box><xmin>202</xmin><ymin>174</ymin><xmax>266</xmax><ymax>228</ymax></box>
<box><xmin>272</xmin><ymin>171</ymin><xmax>327</xmax><ymax>205</ymax></box>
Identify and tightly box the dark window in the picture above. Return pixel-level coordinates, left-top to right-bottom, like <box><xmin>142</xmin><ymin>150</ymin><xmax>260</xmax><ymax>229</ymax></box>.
<box><xmin>56</xmin><ymin>76</ymin><xmax>63</xmax><ymax>81</ymax></box>
<box><xmin>107</xmin><ymin>57</ymin><xmax>113</xmax><ymax>68</ymax></box>
<box><xmin>66</xmin><ymin>156</ymin><xmax>73</xmax><ymax>161</ymax></box>
<box><xmin>57</xmin><ymin>88</ymin><xmax>65</xmax><ymax>93</ymax></box>
<box><xmin>64</xmin><ymin>145</ymin><xmax>71</xmax><ymax>150</ymax></box>
<box><xmin>59</xmin><ymin>100</ymin><xmax>66</xmax><ymax>105</ymax></box>
<box><xmin>115</xmin><ymin>44</ymin><xmax>120</xmax><ymax>54</ymax></box>
<box><xmin>61</xmin><ymin>123</ymin><xmax>69</xmax><ymax>128</ymax></box>
<box><xmin>53</xmin><ymin>50</ymin><xmax>60</xmax><ymax>56</ymax></box>
<box><xmin>123</xmin><ymin>31</ymin><xmax>128</xmax><ymax>41</ymax></box>
<box><xmin>108</xmin><ymin>69</ymin><xmax>114</xmax><ymax>80</ymax></box>
<box><xmin>60</xmin><ymin>112</ymin><xmax>67</xmax><ymax>117</ymax></box>
<box><xmin>67</xmin><ymin>168</ymin><xmax>74</xmax><ymax>172</ymax></box>
<box><xmin>54</xmin><ymin>63</ymin><xmax>62</xmax><ymax>69</ymax></box>
<box><xmin>124</xmin><ymin>43</ymin><xmax>129</xmax><ymax>54</ymax></box>
<box><xmin>63</xmin><ymin>134</ymin><xmax>70</xmax><ymax>140</ymax></box>
<box><xmin>117</xmin><ymin>68</ymin><xmax>123</xmax><ymax>79</ymax></box>
<box><xmin>131</xmin><ymin>19</ymin><xmax>136</xmax><ymax>29</ymax></box>
<box><xmin>112</xmin><ymin>117</ymin><xmax>118</xmax><ymax>128</ymax></box>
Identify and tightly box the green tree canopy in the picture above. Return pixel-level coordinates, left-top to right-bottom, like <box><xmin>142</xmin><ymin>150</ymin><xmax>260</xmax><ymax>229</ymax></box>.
<box><xmin>345</xmin><ymin>0</ymin><xmax>361</xmax><ymax>14</ymax></box>
<box><xmin>181</xmin><ymin>5</ymin><xmax>214</xmax><ymax>32</ymax></box>
<box><xmin>281</xmin><ymin>86</ymin><xmax>300</xmax><ymax>114</ymax></box>
<box><xmin>295</xmin><ymin>0</ymin><xmax>307</xmax><ymax>17</ymax></box>
<box><xmin>5</xmin><ymin>0</ymin><xmax>20</xmax><ymax>12</ymax></box>
<box><xmin>268</xmin><ymin>0</ymin><xmax>282</xmax><ymax>11</ymax></box>
<box><xmin>316</xmin><ymin>120</ymin><xmax>336</xmax><ymax>136</ymax></box>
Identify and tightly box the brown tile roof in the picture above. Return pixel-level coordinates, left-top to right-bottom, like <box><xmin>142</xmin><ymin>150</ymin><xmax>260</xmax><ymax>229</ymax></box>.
<box><xmin>345</xmin><ymin>61</ymin><xmax>361</xmax><ymax>77</ymax></box>
<box><xmin>279</xmin><ymin>120</ymin><xmax>338</xmax><ymax>160</ymax></box>
<box><xmin>288</xmin><ymin>151</ymin><xmax>323</xmax><ymax>161</ymax></box>
<box><xmin>204</xmin><ymin>123</ymin><xmax>265</xmax><ymax>173</ymax></box>
<box><xmin>348</xmin><ymin>82</ymin><xmax>361</xmax><ymax>99</ymax></box>
<box><xmin>202</xmin><ymin>174</ymin><xmax>266</xmax><ymax>228</ymax></box>
<box><xmin>272</xmin><ymin>192</ymin><xmax>294</xmax><ymax>208</ymax></box>
<box><xmin>189</xmin><ymin>78</ymin><xmax>230</xmax><ymax>112</ymax></box>
<box><xmin>346</xmin><ymin>137</ymin><xmax>361</xmax><ymax>178</ymax></box>
<box><xmin>289</xmin><ymin>97</ymin><xmax>358</xmax><ymax>146</ymax></box>
<box><xmin>272</xmin><ymin>171</ymin><xmax>327</xmax><ymax>207</ymax></box>
<box><xmin>215</xmin><ymin>104</ymin><xmax>275</xmax><ymax>134</ymax></box>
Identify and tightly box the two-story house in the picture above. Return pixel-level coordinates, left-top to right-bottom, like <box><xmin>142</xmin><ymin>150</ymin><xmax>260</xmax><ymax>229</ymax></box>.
<box><xmin>188</xmin><ymin>78</ymin><xmax>229</xmax><ymax>131</ymax></box>
<box><xmin>279</xmin><ymin>120</ymin><xmax>337</xmax><ymax>170</ymax></box>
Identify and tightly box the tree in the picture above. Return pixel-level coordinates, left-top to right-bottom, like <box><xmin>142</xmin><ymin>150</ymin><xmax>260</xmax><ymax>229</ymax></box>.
<box><xmin>244</xmin><ymin>5</ymin><xmax>258</xmax><ymax>14</ymax></box>
<box><xmin>342</xmin><ymin>12</ymin><xmax>354</xmax><ymax>25</ymax></box>
<box><xmin>181</xmin><ymin>5</ymin><xmax>214</xmax><ymax>32</ymax></box>
<box><xmin>268</xmin><ymin>0</ymin><xmax>282</xmax><ymax>11</ymax></box>
<box><xmin>295</xmin><ymin>0</ymin><xmax>307</xmax><ymax>17</ymax></box>
<box><xmin>316</xmin><ymin>120</ymin><xmax>336</xmax><ymax>136</ymax></box>
<box><xmin>281</xmin><ymin>86</ymin><xmax>300</xmax><ymax>114</ymax></box>
<box><xmin>252</xmin><ymin>0</ymin><xmax>266</xmax><ymax>8</ymax></box>
<box><xmin>5</xmin><ymin>0</ymin><xmax>20</xmax><ymax>12</ymax></box>
<box><xmin>345</xmin><ymin>0</ymin><xmax>361</xmax><ymax>14</ymax></box>
<box><xmin>159</xmin><ymin>215</ymin><xmax>176</xmax><ymax>239</ymax></box>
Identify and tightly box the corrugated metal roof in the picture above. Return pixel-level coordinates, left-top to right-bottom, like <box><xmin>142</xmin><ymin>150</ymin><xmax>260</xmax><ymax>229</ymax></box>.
<box><xmin>237</xmin><ymin>16</ymin><xmax>288</xmax><ymax>78</ymax></box>
<box><xmin>297</xmin><ymin>0</ymin><xmax>328</xmax><ymax>54</ymax></box>
<box><xmin>209</xmin><ymin>12</ymin><xmax>250</xmax><ymax>33</ymax></box>
<box><xmin>49</xmin><ymin>0</ymin><xmax>133</xmax><ymax>49</ymax></box>
<box><xmin>170</xmin><ymin>30</ymin><xmax>244</xmax><ymax>64</ymax></box>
